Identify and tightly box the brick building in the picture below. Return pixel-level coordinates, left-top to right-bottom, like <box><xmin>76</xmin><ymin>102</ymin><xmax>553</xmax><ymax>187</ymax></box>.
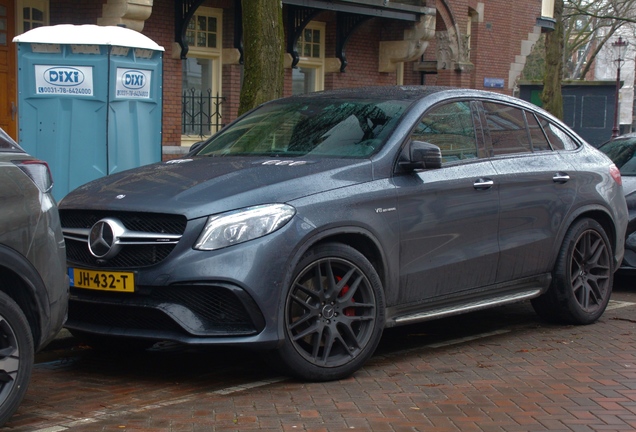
<box><xmin>1</xmin><ymin>0</ymin><xmax>547</xmax><ymax>158</ymax></box>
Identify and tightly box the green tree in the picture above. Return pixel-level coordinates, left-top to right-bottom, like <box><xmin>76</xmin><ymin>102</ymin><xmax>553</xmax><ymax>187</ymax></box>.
<box><xmin>238</xmin><ymin>0</ymin><xmax>285</xmax><ymax>116</ymax></box>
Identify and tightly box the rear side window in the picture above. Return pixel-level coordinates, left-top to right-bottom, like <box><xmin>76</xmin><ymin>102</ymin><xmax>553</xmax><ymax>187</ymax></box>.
<box><xmin>537</xmin><ymin>116</ymin><xmax>579</xmax><ymax>150</ymax></box>
<box><xmin>482</xmin><ymin>102</ymin><xmax>531</xmax><ymax>155</ymax></box>
<box><xmin>526</xmin><ymin>112</ymin><xmax>552</xmax><ymax>151</ymax></box>
<box><xmin>411</xmin><ymin>101</ymin><xmax>478</xmax><ymax>163</ymax></box>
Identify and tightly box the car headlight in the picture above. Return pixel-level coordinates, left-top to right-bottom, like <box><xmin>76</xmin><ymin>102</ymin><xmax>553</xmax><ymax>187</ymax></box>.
<box><xmin>194</xmin><ymin>204</ymin><xmax>296</xmax><ymax>251</ymax></box>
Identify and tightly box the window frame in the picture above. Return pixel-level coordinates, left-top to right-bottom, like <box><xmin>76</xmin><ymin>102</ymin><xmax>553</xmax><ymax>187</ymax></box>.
<box><xmin>181</xmin><ymin>6</ymin><xmax>223</xmax><ymax>146</ymax></box>
<box><xmin>17</xmin><ymin>0</ymin><xmax>49</xmax><ymax>34</ymax></box>
<box><xmin>292</xmin><ymin>21</ymin><xmax>325</xmax><ymax>95</ymax></box>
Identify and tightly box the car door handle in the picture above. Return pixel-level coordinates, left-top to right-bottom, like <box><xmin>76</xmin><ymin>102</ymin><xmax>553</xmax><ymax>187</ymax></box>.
<box><xmin>553</xmin><ymin>172</ymin><xmax>570</xmax><ymax>183</ymax></box>
<box><xmin>473</xmin><ymin>178</ymin><xmax>494</xmax><ymax>190</ymax></box>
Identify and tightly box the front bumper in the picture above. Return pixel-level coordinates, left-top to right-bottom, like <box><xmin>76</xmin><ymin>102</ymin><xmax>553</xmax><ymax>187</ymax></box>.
<box><xmin>66</xmin><ymin>282</ymin><xmax>265</xmax><ymax>341</ymax></box>
<box><xmin>63</xmin><ymin>214</ymin><xmax>309</xmax><ymax>349</ymax></box>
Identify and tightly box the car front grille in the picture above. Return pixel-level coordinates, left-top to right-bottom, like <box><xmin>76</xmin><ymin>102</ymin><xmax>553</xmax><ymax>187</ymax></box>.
<box><xmin>68</xmin><ymin>284</ymin><xmax>262</xmax><ymax>337</ymax></box>
<box><xmin>60</xmin><ymin>210</ymin><xmax>187</xmax><ymax>268</ymax></box>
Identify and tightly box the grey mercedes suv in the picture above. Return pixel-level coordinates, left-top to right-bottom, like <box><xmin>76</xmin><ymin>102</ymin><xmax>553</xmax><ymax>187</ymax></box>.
<box><xmin>0</xmin><ymin>128</ymin><xmax>68</xmax><ymax>425</ymax></box>
<box><xmin>59</xmin><ymin>86</ymin><xmax>627</xmax><ymax>382</ymax></box>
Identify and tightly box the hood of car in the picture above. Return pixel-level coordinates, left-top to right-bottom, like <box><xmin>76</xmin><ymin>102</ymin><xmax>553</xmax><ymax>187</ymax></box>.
<box><xmin>59</xmin><ymin>156</ymin><xmax>374</xmax><ymax>220</ymax></box>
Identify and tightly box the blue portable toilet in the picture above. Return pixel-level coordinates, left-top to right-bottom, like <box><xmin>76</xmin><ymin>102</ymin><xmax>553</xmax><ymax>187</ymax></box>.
<box><xmin>13</xmin><ymin>25</ymin><xmax>164</xmax><ymax>201</ymax></box>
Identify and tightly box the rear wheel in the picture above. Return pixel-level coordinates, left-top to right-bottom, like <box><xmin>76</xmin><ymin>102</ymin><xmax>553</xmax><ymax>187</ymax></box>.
<box><xmin>0</xmin><ymin>291</ymin><xmax>34</xmax><ymax>427</ymax></box>
<box><xmin>532</xmin><ymin>218</ymin><xmax>613</xmax><ymax>324</ymax></box>
<box><xmin>272</xmin><ymin>243</ymin><xmax>385</xmax><ymax>382</ymax></box>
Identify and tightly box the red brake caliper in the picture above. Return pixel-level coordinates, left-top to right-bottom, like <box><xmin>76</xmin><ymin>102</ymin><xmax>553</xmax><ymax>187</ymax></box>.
<box><xmin>336</xmin><ymin>276</ymin><xmax>356</xmax><ymax>316</ymax></box>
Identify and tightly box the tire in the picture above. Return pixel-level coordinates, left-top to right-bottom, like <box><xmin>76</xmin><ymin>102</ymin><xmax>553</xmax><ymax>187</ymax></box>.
<box><xmin>532</xmin><ymin>218</ymin><xmax>613</xmax><ymax>325</ymax></box>
<box><xmin>0</xmin><ymin>291</ymin><xmax>34</xmax><ymax>427</ymax></box>
<box><xmin>272</xmin><ymin>243</ymin><xmax>385</xmax><ymax>382</ymax></box>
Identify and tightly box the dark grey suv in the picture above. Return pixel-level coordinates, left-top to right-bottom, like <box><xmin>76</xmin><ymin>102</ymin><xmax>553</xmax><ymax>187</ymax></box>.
<box><xmin>0</xmin><ymin>128</ymin><xmax>68</xmax><ymax>425</ymax></box>
<box><xmin>59</xmin><ymin>86</ymin><xmax>628</xmax><ymax>382</ymax></box>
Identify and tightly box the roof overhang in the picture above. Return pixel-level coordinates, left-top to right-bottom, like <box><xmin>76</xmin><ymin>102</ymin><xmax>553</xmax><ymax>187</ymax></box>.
<box><xmin>282</xmin><ymin>0</ymin><xmax>434</xmax><ymax>22</ymax></box>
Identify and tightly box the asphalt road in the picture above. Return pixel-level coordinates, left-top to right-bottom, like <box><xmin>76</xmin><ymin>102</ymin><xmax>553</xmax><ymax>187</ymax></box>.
<box><xmin>3</xmin><ymin>275</ymin><xmax>636</xmax><ymax>431</ymax></box>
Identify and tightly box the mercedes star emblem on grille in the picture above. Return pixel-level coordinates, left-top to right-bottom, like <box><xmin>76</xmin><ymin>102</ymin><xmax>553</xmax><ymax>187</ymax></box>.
<box><xmin>88</xmin><ymin>218</ymin><xmax>125</xmax><ymax>259</ymax></box>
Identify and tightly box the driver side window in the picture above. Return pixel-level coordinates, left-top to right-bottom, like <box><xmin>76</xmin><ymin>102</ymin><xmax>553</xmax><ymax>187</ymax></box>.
<box><xmin>411</xmin><ymin>101</ymin><xmax>478</xmax><ymax>163</ymax></box>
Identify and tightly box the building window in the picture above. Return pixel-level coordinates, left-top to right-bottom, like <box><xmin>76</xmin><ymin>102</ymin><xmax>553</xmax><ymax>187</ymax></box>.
<box><xmin>298</xmin><ymin>26</ymin><xmax>321</xmax><ymax>59</ymax></box>
<box><xmin>181</xmin><ymin>7</ymin><xmax>223</xmax><ymax>145</ymax></box>
<box><xmin>575</xmin><ymin>18</ymin><xmax>586</xmax><ymax>31</ymax></box>
<box><xmin>18</xmin><ymin>0</ymin><xmax>48</xmax><ymax>34</ymax></box>
<box><xmin>186</xmin><ymin>10</ymin><xmax>218</xmax><ymax>49</ymax></box>
<box><xmin>292</xmin><ymin>22</ymin><xmax>325</xmax><ymax>95</ymax></box>
<box><xmin>0</xmin><ymin>5</ymin><xmax>7</xmax><ymax>45</ymax></box>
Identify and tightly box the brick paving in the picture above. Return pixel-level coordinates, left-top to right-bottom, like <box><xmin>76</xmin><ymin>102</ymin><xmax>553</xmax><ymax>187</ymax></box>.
<box><xmin>4</xmin><ymin>283</ymin><xmax>636</xmax><ymax>432</ymax></box>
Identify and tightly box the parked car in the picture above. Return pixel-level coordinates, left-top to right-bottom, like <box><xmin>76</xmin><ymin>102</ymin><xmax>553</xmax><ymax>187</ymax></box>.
<box><xmin>59</xmin><ymin>86</ymin><xmax>627</xmax><ymax>382</ymax></box>
<box><xmin>599</xmin><ymin>133</ymin><xmax>636</xmax><ymax>272</ymax></box>
<box><xmin>0</xmin><ymin>128</ymin><xmax>68</xmax><ymax>425</ymax></box>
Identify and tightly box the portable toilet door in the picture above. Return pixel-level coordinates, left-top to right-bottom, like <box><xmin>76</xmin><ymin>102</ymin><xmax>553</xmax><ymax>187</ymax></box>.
<box><xmin>108</xmin><ymin>44</ymin><xmax>163</xmax><ymax>174</ymax></box>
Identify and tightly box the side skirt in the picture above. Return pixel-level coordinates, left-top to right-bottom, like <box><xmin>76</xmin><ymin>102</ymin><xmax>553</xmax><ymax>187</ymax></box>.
<box><xmin>385</xmin><ymin>274</ymin><xmax>551</xmax><ymax>328</ymax></box>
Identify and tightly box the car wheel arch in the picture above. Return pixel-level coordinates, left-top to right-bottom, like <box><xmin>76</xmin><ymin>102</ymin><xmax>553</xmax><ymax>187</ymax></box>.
<box><xmin>0</xmin><ymin>245</ymin><xmax>48</xmax><ymax>349</ymax></box>
<box><xmin>294</xmin><ymin>228</ymin><xmax>389</xmax><ymax>288</ymax></box>
<box><xmin>274</xmin><ymin>226</ymin><xmax>392</xmax><ymax>336</ymax></box>
<box><xmin>555</xmin><ymin>206</ymin><xmax>619</xmax><ymax>266</ymax></box>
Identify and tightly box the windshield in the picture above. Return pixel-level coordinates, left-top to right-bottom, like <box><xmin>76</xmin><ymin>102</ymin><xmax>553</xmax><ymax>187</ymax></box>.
<box><xmin>600</xmin><ymin>137</ymin><xmax>636</xmax><ymax>176</ymax></box>
<box><xmin>195</xmin><ymin>98</ymin><xmax>410</xmax><ymax>158</ymax></box>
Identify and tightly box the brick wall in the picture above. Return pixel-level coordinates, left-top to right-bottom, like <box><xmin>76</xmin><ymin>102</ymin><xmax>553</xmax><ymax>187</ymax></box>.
<box><xmin>144</xmin><ymin>0</ymin><xmax>180</xmax><ymax>147</ymax></box>
<box><xmin>221</xmin><ymin>2</ymin><xmax>241</xmax><ymax>125</ymax></box>
<box><xmin>470</xmin><ymin>1</ymin><xmax>542</xmax><ymax>93</ymax></box>
<box><xmin>50</xmin><ymin>0</ymin><xmax>105</xmax><ymax>24</ymax></box>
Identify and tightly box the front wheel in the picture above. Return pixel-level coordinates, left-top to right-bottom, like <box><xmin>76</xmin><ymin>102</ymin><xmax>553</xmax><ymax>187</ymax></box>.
<box><xmin>272</xmin><ymin>243</ymin><xmax>385</xmax><ymax>382</ymax></box>
<box><xmin>0</xmin><ymin>291</ymin><xmax>34</xmax><ymax>427</ymax></box>
<box><xmin>532</xmin><ymin>218</ymin><xmax>614</xmax><ymax>325</ymax></box>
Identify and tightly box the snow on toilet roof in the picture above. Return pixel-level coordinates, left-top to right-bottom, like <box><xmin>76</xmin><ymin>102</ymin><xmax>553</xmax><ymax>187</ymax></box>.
<box><xmin>13</xmin><ymin>24</ymin><xmax>164</xmax><ymax>51</ymax></box>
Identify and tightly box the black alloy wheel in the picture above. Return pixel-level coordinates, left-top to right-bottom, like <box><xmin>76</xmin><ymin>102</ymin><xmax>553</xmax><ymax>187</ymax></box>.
<box><xmin>0</xmin><ymin>291</ymin><xmax>34</xmax><ymax>426</ymax></box>
<box><xmin>532</xmin><ymin>218</ymin><xmax>613</xmax><ymax>324</ymax></box>
<box><xmin>276</xmin><ymin>243</ymin><xmax>385</xmax><ymax>382</ymax></box>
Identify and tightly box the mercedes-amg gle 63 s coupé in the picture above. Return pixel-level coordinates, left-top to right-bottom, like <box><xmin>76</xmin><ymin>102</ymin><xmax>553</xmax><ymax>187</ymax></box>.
<box><xmin>59</xmin><ymin>87</ymin><xmax>628</xmax><ymax>382</ymax></box>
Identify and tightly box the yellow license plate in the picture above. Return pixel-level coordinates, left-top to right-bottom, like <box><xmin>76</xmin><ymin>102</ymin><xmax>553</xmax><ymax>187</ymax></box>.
<box><xmin>69</xmin><ymin>268</ymin><xmax>135</xmax><ymax>293</ymax></box>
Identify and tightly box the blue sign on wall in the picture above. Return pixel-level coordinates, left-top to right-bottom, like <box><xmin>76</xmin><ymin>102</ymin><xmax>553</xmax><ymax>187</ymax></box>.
<box><xmin>484</xmin><ymin>78</ymin><xmax>505</xmax><ymax>89</ymax></box>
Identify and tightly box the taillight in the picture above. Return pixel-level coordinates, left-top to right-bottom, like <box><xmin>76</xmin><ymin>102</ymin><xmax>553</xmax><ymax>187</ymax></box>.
<box><xmin>610</xmin><ymin>163</ymin><xmax>622</xmax><ymax>186</ymax></box>
<box><xmin>13</xmin><ymin>160</ymin><xmax>54</xmax><ymax>193</ymax></box>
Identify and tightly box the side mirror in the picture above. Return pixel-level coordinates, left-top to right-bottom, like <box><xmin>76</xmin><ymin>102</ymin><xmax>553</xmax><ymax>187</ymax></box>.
<box><xmin>187</xmin><ymin>140</ymin><xmax>206</xmax><ymax>156</ymax></box>
<box><xmin>400</xmin><ymin>140</ymin><xmax>442</xmax><ymax>171</ymax></box>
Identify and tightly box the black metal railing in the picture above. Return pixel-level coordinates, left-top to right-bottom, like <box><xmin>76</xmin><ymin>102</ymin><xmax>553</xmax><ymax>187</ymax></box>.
<box><xmin>182</xmin><ymin>89</ymin><xmax>224</xmax><ymax>137</ymax></box>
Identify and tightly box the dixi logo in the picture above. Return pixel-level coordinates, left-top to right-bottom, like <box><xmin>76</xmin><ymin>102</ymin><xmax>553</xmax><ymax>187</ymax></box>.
<box><xmin>122</xmin><ymin>70</ymin><xmax>146</xmax><ymax>89</ymax></box>
<box><xmin>44</xmin><ymin>67</ymin><xmax>84</xmax><ymax>86</ymax></box>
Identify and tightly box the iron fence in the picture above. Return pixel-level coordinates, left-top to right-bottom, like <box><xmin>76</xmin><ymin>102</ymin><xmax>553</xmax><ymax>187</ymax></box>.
<box><xmin>182</xmin><ymin>89</ymin><xmax>224</xmax><ymax>137</ymax></box>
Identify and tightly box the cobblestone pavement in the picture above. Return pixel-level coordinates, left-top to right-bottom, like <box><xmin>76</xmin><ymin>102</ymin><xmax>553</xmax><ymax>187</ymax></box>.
<box><xmin>4</xmin><ymin>279</ymin><xmax>636</xmax><ymax>432</ymax></box>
